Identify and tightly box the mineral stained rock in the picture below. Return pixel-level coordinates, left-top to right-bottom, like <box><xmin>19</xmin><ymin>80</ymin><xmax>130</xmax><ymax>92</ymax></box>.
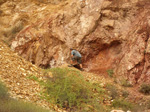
<box><xmin>1</xmin><ymin>0</ymin><xmax>150</xmax><ymax>85</ymax></box>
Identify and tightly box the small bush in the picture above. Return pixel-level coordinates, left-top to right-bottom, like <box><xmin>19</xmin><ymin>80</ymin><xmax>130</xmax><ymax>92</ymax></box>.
<box><xmin>0</xmin><ymin>82</ymin><xmax>9</xmax><ymax>100</ymax></box>
<box><xmin>146</xmin><ymin>100</ymin><xmax>150</xmax><ymax>109</ymax></box>
<box><xmin>111</xmin><ymin>99</ymin><xmax>133</xmax><ymax>111</ymax></box>
<box><xmin>106</xmin><ymin>69</ymin><xmax>114</xmax><ymax>77</ymax></box>
<box><xmin>11</xmin><ymin>22</ymin><xmax>24</xmax><ymax>35</ymax></box>
<box><xmin>139</xmin><ymin>83</ymin><xmax>150</xmax><ymax>95</ymax></box>
<box><xmin>121</xmin><ymin>79</ymin><xmax>132</xmax><ymax>87</ymax></box>
<box><xmin>27</xmin><ymin>75</ymin><xmax>39</xmax><ymax>81</ymax></box>
<box><xmin>122</xmin><ymin>90</ymin><xmax>129</xmax><ymax>98</ymax></box>
<box><xmin>105</xmin><ymin>83</ymin><xmax>118</xmax><ymax>99</ymax></box>
<box><xmin>42</xmin><ymin>68</ymin><xmax>105</xmax><ymax>111</ymax></box>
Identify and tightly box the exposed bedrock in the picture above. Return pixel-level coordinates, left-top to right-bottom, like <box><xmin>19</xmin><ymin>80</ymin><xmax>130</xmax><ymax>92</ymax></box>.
<box><xmin>3</xmin><ymin>0</ymin><xmax>149</xmax><ymax>85</ymax></box>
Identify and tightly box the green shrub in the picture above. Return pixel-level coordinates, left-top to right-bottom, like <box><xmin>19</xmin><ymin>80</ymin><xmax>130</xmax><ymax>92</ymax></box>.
<box><xmin>111</xmin><ymin>98</ymin><xmax>146</xmax><ymax>112</ymax></box>
<box><xmin>42</xmin><ymin>68</ymin><xmax>105</xmax><ymax>111</ymax></box>
<box><xmin>27</xmin><ymin>75</ymin><xmax>39</xmax><ymax>81</ymax></box>
<box><xmin>106</xmin><ymin>69</ymin><xmax>114</xmax><ymax>77</ymax></box>
<box><xmin>122</xmin><ymin>90</ymin><xmax>129</xmax><ymax>98</ymax></box>
<box><xmin>105</xmin><ymin>83</ymin><xmax>118</xmax><ymax>99</ymax></box>
<box><xmin>146</xmin><ymin>100</ymin><xmax>150</xmax><ymax>109</ymax></box>
<box><xmin>139</xmin><ymin>83</ymin><xmax>150</xmax><ymax>95</ymax></box>
<box><xmin>111</xmin><ymin>99</ymin><xmax>133</xmax><ymax>111</ymax></box>
<box><xmin>121</xmin><ymin>79</ymin><xmax>132</xmax><ymax>87</ymax></box>
<box><xmin>0</xmin><ymin>82</ymin><xmax>9</xmax><ymax>100</ymax></box>
<box><xmin>0</xmin><ymin>100</ymin><xmax>50</xmax><ymax>112</ymax></box>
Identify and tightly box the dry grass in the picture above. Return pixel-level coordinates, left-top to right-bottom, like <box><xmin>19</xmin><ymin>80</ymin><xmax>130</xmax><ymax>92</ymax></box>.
<box><xmin>0</xmin><ymin>81</ymin><xmax>50</xmax><ymax>112</ymax></box>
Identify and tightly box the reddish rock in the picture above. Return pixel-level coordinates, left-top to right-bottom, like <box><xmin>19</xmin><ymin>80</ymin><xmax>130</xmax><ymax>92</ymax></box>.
<box><xmin>1</xmin><ymin>0</ymin><xmax>150</xmax><ymax>85</ymax></box>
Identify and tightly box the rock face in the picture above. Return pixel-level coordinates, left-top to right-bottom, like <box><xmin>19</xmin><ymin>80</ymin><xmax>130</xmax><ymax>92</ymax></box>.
<box><xmin>1</xmin><ymin>0</ymin><xmax>150</xmax><ymax>85</ymax></box>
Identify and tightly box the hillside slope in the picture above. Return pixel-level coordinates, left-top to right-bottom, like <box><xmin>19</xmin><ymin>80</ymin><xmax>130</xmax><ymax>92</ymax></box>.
<box><xmin>1</xmin><ymin>0</ymin><xmax>150</xmax><ymax>111</ymax></box>
<box><xmin>0</xmin><ymin>40</ymin><xmax>52</xmax><ymax>110</ymax></box>
<box><xmin>1</xmin><ymin>40</ymin><xmax>150</xmax><ymax>111</ymax></box>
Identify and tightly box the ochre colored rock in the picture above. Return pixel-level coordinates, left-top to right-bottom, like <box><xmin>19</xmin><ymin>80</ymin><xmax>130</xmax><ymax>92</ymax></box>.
<box><xmin>1</xmin><ymin>0</ymin><xmax>150</xmax><ymax>85</ymax></box>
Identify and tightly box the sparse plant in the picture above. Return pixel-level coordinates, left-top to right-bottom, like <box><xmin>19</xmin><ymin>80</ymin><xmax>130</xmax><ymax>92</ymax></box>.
<box><xmin>27</xmin><ymin>75</ymin><xmax>39</xmax><ymax>81</ymax></box>
<box><xmin>121</xmin><ymin>79</ymin><xmax>132</xmax><ymax>87</ymax></box>
<box><xmin>2</xmin><ymin>39</ymin><xmax>10</xmax><ymax>46</ymax></box>
<box><xmin>105</xmin><ymin>83</ymin><xmax>118</xmax><ymax>99</ymax></box>
<box><xmin>0</xmin><ymin>82</ymin><xmax>9</xmax><ymax>100</ymax></box>
<box><xmin>11</xmin><ymin>22</ymin><xmax>24</xmax><ymax>34</ymax></box>
<box><xmin>0</xmin><ymin>81</ymin><xmax>50</xmax><ymax>112</ymax></box>
<box><xmin>146</xmin><ymin>100</ymin><xmax>150</xmax><ymax>109</ymax></box>
<box><xmin>139</xmin><ymin>83</ymin><xmax>150</xmax><ymax>95</ymax></box>
<box><xmin>122</xmin><ymin>90</ymin><xmax>129</xmax><ymax>98</ymax></box>
<box><xmin>42</xmin><ymin>68</ymin><xmax>105</xmax><ymax>111</ymax></box>
<box><xmin>111</xmin><ymin>98</ymin><xmax>133</xmax><ymax>111</ymax></box>
<box><xmin>106</xmin><ymin>69</ymin><xmax>114</xmax><ymax>77</ymax></box>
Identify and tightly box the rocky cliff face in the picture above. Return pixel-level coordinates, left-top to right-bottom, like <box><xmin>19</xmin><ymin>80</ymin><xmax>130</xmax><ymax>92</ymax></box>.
<box><xmin>1</xmin><ymin>0</ymin><xmax>150</xmax><ymax>85</ymax></box>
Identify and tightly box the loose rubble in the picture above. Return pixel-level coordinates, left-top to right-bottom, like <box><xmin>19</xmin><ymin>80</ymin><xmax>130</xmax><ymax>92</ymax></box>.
<box><xmin>0</xmin><ymin>40</ymin><xmax>52</xmax><ymax>110</ymax></box>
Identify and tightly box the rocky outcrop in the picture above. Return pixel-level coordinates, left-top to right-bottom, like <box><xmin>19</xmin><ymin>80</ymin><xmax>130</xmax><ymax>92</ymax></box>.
<box><xmin>1</xmin><ymin>0</ymin><xmax>150</xmax><ymax>85</ymax></box>
<box><xmin>10</xmin><ymin>0</ymin><xmax>104</xmax><ymax>68</ymax></box>
<box><xmin>81</xmin><ymin>0</ymin><xmax>150</xmax><ymax>85</ymax></box>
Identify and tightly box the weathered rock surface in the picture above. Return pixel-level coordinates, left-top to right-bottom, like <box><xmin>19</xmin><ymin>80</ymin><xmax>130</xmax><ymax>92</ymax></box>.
<box><xmin>1</xmin><ymin>0</ymin><xmax>150</xmax><ymax>85</ymax></box>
